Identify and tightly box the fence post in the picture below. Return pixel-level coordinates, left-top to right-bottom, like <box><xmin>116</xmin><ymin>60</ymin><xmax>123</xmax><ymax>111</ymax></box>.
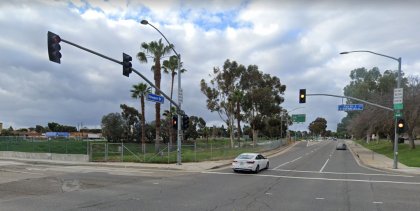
<box><xmin>143</xmin><ymin>143</ymin><xmax>146</xmax><ymax>162</ymax></box>
<box><xmin>168</xmin><ymin>142</ymin><xmax>170</xmax><ymax>164</ymax></box>
<box><xmin>89</xmin><ymin>143</ymin><xmax>92</xmax><ymax>162</ymax></box>
<box><xmin>210</xmin><ymin>143</ymin><xmax>213</xmax><ymax>161</ymax></box>
<box><xmin>194</xmin><ymin>141</ymin><xmax>197</xmax><ymax>162</ymax></box>
<box><xmin>121</xmin><ymin>142</ymin><xmax>124</xmax><ymax>162</ymax></box>
<box><xmin>105</xmin><ymin>143</ymin><xmax>108</xmax><ymax>161</ymax></box>
<box><xmin>65</xmin><ymin>140</ymin><xmax>68</xmax><ymax>154</ymax></box>
<box><xmin>32</xmin><ymin>138</ymin><xmax>35</xmax><ymax>152</ymax></box>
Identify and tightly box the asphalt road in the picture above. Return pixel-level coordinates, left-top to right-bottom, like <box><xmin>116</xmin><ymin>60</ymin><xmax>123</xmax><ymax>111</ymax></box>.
<box><xmin>1</xmin><ymin>140</ymin><xmax>420</xmax><ymax>211</ymax></box>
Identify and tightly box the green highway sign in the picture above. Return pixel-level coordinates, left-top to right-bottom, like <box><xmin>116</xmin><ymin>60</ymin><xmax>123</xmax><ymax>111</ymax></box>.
<box><xmin>292</xmin><ymin>114</ymin><xmax>306</xmax><ymax>123</ymax></box>
<box><xmin>394</xmin><ymin>103</ymin><xmax>403</xmax><ymax>110</ymax></box>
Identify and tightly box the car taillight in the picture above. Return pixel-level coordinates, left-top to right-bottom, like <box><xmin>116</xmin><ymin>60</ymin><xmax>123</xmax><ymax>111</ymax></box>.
<box><xmin>247</xmin><ymin>161</ymin><xmax>255</xmax><ymax>164</ymax></box>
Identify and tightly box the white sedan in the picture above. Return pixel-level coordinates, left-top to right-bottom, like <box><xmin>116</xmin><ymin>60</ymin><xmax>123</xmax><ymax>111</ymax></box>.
<box><xmin>232</xmin><ymin>153</ymin><xmax>269</xmax><ymax>173</ymax></box>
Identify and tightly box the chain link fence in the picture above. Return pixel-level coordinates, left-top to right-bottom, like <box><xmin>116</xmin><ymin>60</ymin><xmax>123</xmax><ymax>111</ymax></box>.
<box><xmin>90</xmin><ymin>139</ymin><xmax>287</xmax><ymax>163</ymax></box>
<box><xmin>0</xmin><ymin>136</ymin><xmax>288</xmax><ymax>163</ymax></box>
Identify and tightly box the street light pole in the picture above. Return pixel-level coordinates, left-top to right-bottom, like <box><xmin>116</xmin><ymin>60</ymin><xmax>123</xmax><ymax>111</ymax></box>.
<box><xmin>281</xmin><ymin>107</ymin><xmax>305</xmax><ymax>140</ymax></box>
<box><xmin>141</xmin><ymin>20</ymin><xmax>183</xmax><ymax>165</ymax></box>
<box><xmin>340</xmin><ymin>50</ymin><xmax>402</xmax><ymax>169</ymax></box>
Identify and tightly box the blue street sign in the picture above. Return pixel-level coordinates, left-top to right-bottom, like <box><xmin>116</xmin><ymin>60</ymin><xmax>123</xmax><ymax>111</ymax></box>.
<box><xmin>147</xmin><ymin>93</ymin><xmax>164</xmax><ymax>104</ymax></box>
<box><xmin>338</xmin><ymin>104</ymin><xmax>364</xmax><ymax>111</ymax></box>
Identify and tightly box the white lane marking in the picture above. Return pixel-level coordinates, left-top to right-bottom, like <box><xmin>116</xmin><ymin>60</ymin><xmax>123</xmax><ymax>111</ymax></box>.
<box><xmin>265</xmin><ymin>192</ymin><xmax>273</xmax><ymax>195</ymax></box>
<box><xmin>290</xmin><ymin>156</ymin><xmax>302</xmax><ymax>163</ymax></box>
<box><xmin>273</xmin><ymin>161</ymin><xmax>290</xmax><ymax>169</ymax></box>
<box><xmin>319</xmin><ymin>158</ymin><xmax>329</xmax><ymax>172</ymax></box>
<box><xmin>306</xmin><ymin>141</ymin><xmax>309</xmax><ymax>147</ymax></box>
<box><xmin>316</xmin><ymin>198</ymin><xmax>325</xmax><ymax>200</ymax></box>
<box><xmin>0</xmin><ymin>169</ymin><xmax>43</xmax><ymax>175</ymax></box>
<box><xmin>269</xmin><ymin>169</ymin><xmax>413</xmax><ymax>177</ymax></box>
<box><xmin>153</xmin><ymin>182</ymin><xmax>159</xmax><ymax>185</ymax></box>
<box><xmin>373</xmin><ymin>201</ymin><xmax>383</xmax><ymax>204</ymax></box>
<box><xmin>201</xmin><ymin>171</ymin><xmax>420</xmax><ymax>185</ymax></box>
<box><xmin>57</xmin><ymin>166</ymin><xmax>191</xmax><ymax>173</ymax></box>
<box><xmin>273</xmin><ymin>156</ymin><xmax>302</xmax><ymax>170</ymax></box>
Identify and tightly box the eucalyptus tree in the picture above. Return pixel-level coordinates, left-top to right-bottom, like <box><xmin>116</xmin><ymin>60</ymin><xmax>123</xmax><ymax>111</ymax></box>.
<box><xmin>404</xmin><ymin>75</ymin><xmax>420</xmax><ymax>149</ymax></box>
<box><xmin>240</xmin><ymin>65</ymin><xmax>286</xmax><ymax>145</ymax></box>
<box><xmin>308</xmin><ymin>117</ymin><xmax>328</xmax><ymax>137</ymax></box>
<box><xmin>101</xmin><ymin>113</ymin><xmax>125</xmax><ymax>142</ymax></box>
<box><xmin>131</xmin><ymin>83</ymin><xmax>151</xmax><ymax>151</ymax></box>
<box><xmin>120</xmin><ymin>104</ymin><xmax>141</xmax><ymax>142</ymax></box>
<box><xmin>200</xmin><ymin>59</ymin><xmax>245</xmax><ymax>148</ymax></box>
<box><xmin>184</xmin><ymin>116</ymin><xmax>206</xmax><ymax>141</ymax></box>
<box><xmin>137</xmin><ymin>39</ymin><xmax>173</xmax><ymax>152</ymax></box>
<box><xmin>340</xmin><ymin>67</ymin><xmax>411</xmax><ymax>142</ymax></box>
<box><xmin>231</xmin><ymin>90</ymin><xmax>244</xmax><ymax>143</ymax></box>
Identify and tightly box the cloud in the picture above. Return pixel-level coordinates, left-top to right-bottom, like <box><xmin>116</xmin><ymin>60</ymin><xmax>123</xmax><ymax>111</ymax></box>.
<box><xmin>1</xmin><ymin>0</ymin><xmax>419</xmax><ymax>133</ymax></box>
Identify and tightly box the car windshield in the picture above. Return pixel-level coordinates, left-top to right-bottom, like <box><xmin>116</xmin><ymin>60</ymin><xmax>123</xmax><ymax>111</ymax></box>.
<box><xmin>237</xmin><ymin>154</ymin><xmax>255</xmax><ymax>159</ymax></box>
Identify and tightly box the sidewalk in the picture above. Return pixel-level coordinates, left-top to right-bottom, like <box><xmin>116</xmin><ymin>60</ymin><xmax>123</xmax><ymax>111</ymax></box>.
<box><xmin>0</xmin><ymin>141</ymin><xmax>298</xmax><ymax>172</ymax></box>
<box><xmin>346</xmin><ymin>140</ymin><xmax>420</xmax><ymax>175</ymax></box>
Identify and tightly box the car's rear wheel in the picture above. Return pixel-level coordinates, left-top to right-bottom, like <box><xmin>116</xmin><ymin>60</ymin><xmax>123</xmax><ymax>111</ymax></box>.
<box><xmin>265</xmin><ymin>162</ymin><xmax>269</xmax><ymax>170</ymax></box>
<box><xmin>254</xmin><ymin>165</ymin><xmax>260</xmax><ymax>173</ymax></box>
<box><xmin>233</xmin><ymin>169</ymin><xmax>238</xmax><ymax>173</ymax></box>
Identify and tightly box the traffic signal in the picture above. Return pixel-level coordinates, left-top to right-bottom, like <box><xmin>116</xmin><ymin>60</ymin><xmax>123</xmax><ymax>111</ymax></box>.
<box><xmin>47</xmin><ymin>31</ymin><xmax>62</xmax><ymax>64</ymax></box>
<box><xmin>172</xmin><ymin>116</ymin><xmax>178</xmax><ymax>129</ymax></box>
<box><xmin>397</xmin><ymin>118</ymin><xmax>405</xmax><ymax>134</ymax></box>
<box><xmin>299</xmin><ymin>89</ymin><xmax>306</xmax><ymax>103</ymax></box>
<box><xmin>122</xmin><ymin>53</ymin><xmax>132</xmax><ymax>77</ymax></box>
<box><xmin>182</xmin><ymin>115</ymin><xmax>189</xmax><ymax>130</ymax></box>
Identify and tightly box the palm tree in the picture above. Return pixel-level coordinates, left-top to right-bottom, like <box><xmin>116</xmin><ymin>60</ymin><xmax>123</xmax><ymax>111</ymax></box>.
<box><xmin>232</xmin><ymin>90</ymin><xmax>244</xmax><ymax>145</ymax></box>
<box><xmin>162</xmin><ymin>55</ymin><xmax>187</xmax><ymax>101</ymax></box>
<box><xmin>162</xmin><ymin>106</ymin><xmax>177</xmax><ymax>147</ymax></box>
<box><xmin>131</xmin><ymin>83</ymin><xmax>151</xmax><ymax>152</ymax></box>
<box><xmin>162</xmin><ymin>55</ymin><xmax>186</xmax><ymax>147</ymax></box>
<box><xmin>137</xmin><ymin>39</ymin><xmax>173</xmax><ymax>152</ymax></box>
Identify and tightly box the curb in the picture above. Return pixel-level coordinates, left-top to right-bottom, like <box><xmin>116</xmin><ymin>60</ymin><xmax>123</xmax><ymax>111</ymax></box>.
<box><xmin>0</xmin><ymin>157</ymin><xmax>182</xmax><ymax>171</ymax></box>
<box><xmin>347</xmin><ymin>141</ymin><xmax>420</xmax><ymax>176</ymax></box>
<box><xmin>347</xmin><ymin>144</ymin><xmax>394</xmax><ymax>174</ymax></box>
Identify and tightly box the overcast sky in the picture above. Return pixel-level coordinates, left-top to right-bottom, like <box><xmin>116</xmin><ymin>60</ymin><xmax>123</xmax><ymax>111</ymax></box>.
<box><xmin>1</xmin><ymin>0</ymin><xmax>419</xmax><ymax>132</ymax></box>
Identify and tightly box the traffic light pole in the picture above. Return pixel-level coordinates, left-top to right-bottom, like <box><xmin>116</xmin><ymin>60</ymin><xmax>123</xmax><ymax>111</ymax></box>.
<box><xmin>393</xmin><ymin>57</ymin><xmax>402</xmax><ymax>169</ymax></box>
<box><xmin>340</xmin><ymin>50</ymin><xmax>402</xmax><ymax>169</ymax></box>
<box><xmin>56</xmin><ymin>37</ymin><xmax>182</xmax><ymax>113</ymax></box>
<box><xmin>306</xmin><ymin>93</ymin><xmax>393</xmax><ymax>111</ymax></box>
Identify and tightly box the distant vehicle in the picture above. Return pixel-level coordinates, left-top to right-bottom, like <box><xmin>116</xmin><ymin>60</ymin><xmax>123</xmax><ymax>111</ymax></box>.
<box><xmin>232</xmin><ymin>153</ymin><xmax>269</xmax><ymax>173</ymax></box>
<box><xmin>333</xmin><ymin>137</ymin><xmax>337</xmax><ymax>141</ymax></box>
<box><xmin>336</xmin><ymin>143</ymin><xmax>347</xmax><ymax>150</ymax></box>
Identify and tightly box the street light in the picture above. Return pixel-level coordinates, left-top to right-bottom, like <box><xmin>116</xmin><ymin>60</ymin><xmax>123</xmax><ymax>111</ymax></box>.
<box><xmin>340</xmin><ymin>50</ymin><xmax>402</xmax><ymax>169</ymax></box>
<box><xmin>141</xmin><ymin>20</ymin><xmax>183</xmax><ymax>165</ymax></box>
<box><xmin>281</xmin><ymin>107</ymin><xmax>305</xmax><ymax>140</ymax></box>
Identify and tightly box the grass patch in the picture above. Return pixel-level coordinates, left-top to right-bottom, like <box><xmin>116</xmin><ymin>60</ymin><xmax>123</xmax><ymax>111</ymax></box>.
<box><xmin>0</xmin><ymin>138</ymin><xmax>90</xmax><ymax>154</ymax></box>
<box><xmin>1</xmin><ymin>137</ymin><xmax>285</xmax><ymax>164</ymax></box>
<box><xmin>356</xmin><ymin>140</ymin><xmax>420</xmax><ymax>167</ymax></box>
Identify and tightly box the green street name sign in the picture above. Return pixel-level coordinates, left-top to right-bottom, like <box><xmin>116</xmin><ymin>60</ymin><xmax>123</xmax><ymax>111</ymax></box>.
<box><xmin>292</xmin><ymin>114</ymin><xmax>306</xmax><ymax>123</ymax></box>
